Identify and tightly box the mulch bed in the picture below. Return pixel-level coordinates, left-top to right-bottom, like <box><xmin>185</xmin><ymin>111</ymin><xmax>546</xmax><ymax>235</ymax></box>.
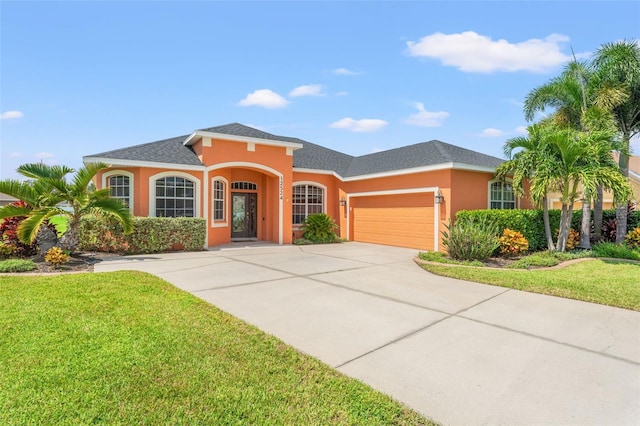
<box><xmin>21</xmin><ymin>252</ymin><xmax>119</xmax><ymax>274</ymax></box>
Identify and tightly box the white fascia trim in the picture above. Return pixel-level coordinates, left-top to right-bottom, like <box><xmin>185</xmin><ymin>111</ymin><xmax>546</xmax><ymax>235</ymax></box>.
<box><xmin>205</xmin><ymin>162</ymin><xmax>284</xmax><ymax>245</ymax></box>
<box><xmin>184</xmin><ymin>130</ymin><xmax>304</xmax><ymax>151</ymax></box>
<box><xmin>346</xmin><ymin>186</ymin><xmax>440</xmax><ymax>252</ymax></box>
<box><xmin>630</xmin><ymin>170</ymin><xmax>640</xmax><ymax>182</ymax></box>
<box><xmin>102</xmin><ymin>170</ymin><xmax>134</xmax><ymax>214</ymax></box>
<box><xmin>84</xmin><ymin>157</ymin><xmax>205</xmax><ymax>172</ymax></box>
<box><xmin>294</xmin><ymin>163</ymin><xmax>497</xmax><ymax>182</ymax></box>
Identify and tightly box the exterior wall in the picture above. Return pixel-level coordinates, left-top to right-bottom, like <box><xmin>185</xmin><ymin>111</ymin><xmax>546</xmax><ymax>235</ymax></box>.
<box><xmin>291</xmin><ymin>171</ymin><xmax>341</xmax><ymax>240</ymax></box>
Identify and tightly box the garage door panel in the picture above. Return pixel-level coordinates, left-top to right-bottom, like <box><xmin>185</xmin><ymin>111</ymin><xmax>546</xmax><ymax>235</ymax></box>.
<box><xmin>352</xmin><ymin>194</ymin><xmax>434</xmax><ymax>250</ymax></box>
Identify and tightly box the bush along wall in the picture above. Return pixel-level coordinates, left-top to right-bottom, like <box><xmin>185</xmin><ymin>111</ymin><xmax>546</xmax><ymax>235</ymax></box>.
<box><xmin>455</xmin><ymin>209</ymin><xmax>640</xmax><ymax>252</ymax></box>
<box><xmin>78</xmin><ymin>216</ymin><xmax>206</xmax><ymax>254</ymax></box>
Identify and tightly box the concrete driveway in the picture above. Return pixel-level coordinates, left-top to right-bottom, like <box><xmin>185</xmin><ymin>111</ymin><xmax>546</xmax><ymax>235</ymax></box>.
<box><xmin>95</xmin><ymin>242</ymin><xmax>640</xmax><ymax>425</ymax></box>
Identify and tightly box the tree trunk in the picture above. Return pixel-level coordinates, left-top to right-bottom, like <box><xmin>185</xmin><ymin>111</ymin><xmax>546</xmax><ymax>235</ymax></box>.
<box><xmin>542</xmin><ymin>196</ymin><xmax>554</xmax><ymax>250</ymax></box>
<box><xmin>35</xmin><ymin>224</ymin><xmax>58</xmax><ymax>257</ymax></box>
<box><xmin>617</xmin><ymin>142</ymin><xmax>630</xmax><ymax>243</ymax></box>
<box><xmin>579</xmin><ymin>194</ymin><xmax>591</xmax><ymax>249</ymax></box>
<box><xmin>593</xmin><ymin>186</ymin><xmax>603</xmax><ymax>241</ymax></box>
<box><xmin>556</xmin><ymin>204</ymin><xmax>568</xmax><ymax>251</ymax></box>
<box><xmin>59</xmin><ymin>222</ymin><xmax>79</xmax><ymax>253</ymax></box>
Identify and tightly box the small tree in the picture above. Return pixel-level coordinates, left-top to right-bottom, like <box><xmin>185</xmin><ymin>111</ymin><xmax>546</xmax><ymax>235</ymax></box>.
<box><xmin>0</xmin><ymin>163</ymin><xmax>133</xmax><ymax>253</ymax></box>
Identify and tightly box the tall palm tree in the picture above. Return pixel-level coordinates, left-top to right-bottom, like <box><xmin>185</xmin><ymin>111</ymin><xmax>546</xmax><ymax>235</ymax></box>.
<box><xmin>592</xmin><ymin>40</ymin><xmax>640</xmax><ymax>242</ymax></box>
<box><xmin>497</xmin><ymin>123</ymin><xmax>555</xmax><ymax>250</ymax></box>
<box><xmin>0</xmin><ymin>162</ymin><xmax>133</xmax><ymax>253</ymax></box>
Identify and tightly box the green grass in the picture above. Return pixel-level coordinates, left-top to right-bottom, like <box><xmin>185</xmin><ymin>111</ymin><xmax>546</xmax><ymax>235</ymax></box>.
<box><xmin>0</xmin><ymin>271</ymin><xmax>432</xmax><ymax>425</ymax></box>
<box><xmin>0</xmin><ymin>259</ymin><xmax>37</xmax><ymax>272</ymax></box>
<box><xmin>420</xmin><ymin>259</ymin><xmax>640</xmax><ymax>311</ymax></box>
<box><xmin>418</xmin><ymin>251</ymin><xmax>484</xmax><ymax>267</ymax></box>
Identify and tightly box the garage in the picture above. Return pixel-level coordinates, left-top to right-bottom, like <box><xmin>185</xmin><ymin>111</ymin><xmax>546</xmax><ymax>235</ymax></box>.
<box><xmin>350</xmin><ymin>192</ymin><xmax>435</xmax><ymax>250</ymax></box>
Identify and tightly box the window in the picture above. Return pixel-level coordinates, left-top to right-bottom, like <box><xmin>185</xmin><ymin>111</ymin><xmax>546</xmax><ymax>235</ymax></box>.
<box><xmin>489</xmin><ymin>181</ymin><xmax>515</xmax><ymax>209</ymax></box>
<box><xmin>213</xmin><ymin>179</ymin><xmax>225</xmax><ymax>221</ymax></box>
<box><xmin>292</xmin><ymin>184</ymin><xmax>324</xmax><ymax>224</ymax></box>
<box><xmin>108</xmin><ymin>175</ymin><xmax>131</xmax><ymax>208</ymax></box>
<box><xmin>155</xmin><ymin>176</ymin><xmax>195</xmax><ymax>217</ymax></box>
<box><xmin>231</xmin><ymin>181</ymin><xmax>257</xmax><ymax>190</ymax></box>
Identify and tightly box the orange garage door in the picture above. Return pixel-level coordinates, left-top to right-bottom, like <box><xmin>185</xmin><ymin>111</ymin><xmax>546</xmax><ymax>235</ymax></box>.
<box><xmin>352</xmin><ymin>193</ymin><xmax>434</xmax><ymax>250</ymax></box>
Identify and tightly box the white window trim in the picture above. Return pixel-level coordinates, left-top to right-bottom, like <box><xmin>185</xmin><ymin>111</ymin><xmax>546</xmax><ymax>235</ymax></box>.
<box><xmin>102</xmin><ymin>170</ymin><xmax>134</xmax><ymax>213</ymax></box>
<box><xmin>149</xmin><ymin>171</ymin><xmax>201</xmax><ymax>218</ymax></box>
<box><xmin>292</xmin><ymin>181</ymin><xmax>327</xmax><ymax>227</ymax></box>
<box><xmin>211</xmin><ymin>176</ymin><xmax>228</xmax><ymax>228</ymax></box>
<box><xmin>488</xmin><ymin>179</ymin><xmax>519</xmax><ymax>209</ymax></box>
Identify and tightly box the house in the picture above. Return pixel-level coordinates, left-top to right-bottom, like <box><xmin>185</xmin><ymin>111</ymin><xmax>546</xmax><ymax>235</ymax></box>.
<box><xmin>83</xmin><ymin>123</ymin><xmax>531</xmax><ymax>251</ymax></box>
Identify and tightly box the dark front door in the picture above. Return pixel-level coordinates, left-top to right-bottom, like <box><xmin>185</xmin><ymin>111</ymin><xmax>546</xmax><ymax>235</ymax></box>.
<box><xmin>231</xmin><ymin>192</ymin><xmax>257</xmax><ymax>239</ymax></box>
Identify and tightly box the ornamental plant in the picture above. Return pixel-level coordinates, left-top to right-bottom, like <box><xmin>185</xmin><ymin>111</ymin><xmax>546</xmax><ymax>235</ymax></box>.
<box><xmin>498</xmin><ymin>228</ymin><xmax>529</xmax><ymax>257</ymax></box>
<box><xmin>565</xmin><ymin>229</ymin><xmax>580</xmax><ymax>251</ymax></box>
<box><xmin>442</xmin><ymin>218</ymin><xmax>500</xmax><ymax>261</ymax></box>
<box><xmin>0</xmin><ymin>201</ymin><xmax>37</xmax><ymax>256</ymax></box>
<box><xmin>301</xmin><ymin>213</ymin><xmax>339</xmax><ymax>243</ymax></box>
<box><xmin>44</xmin><ymin>247</ymin><xmax>70</xmax><ymax>269</ymax></box>
<box><xmin>625</xmin><ymin>227</ymin><xmax>640</xmax><ymax>250</ymax></box>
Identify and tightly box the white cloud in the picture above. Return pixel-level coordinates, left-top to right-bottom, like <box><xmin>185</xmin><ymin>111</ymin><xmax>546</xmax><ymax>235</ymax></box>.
<box><xmin>9</xmin><ymin>152</ymin><xmax>22</xmax><ymax>158</ymax></box>
<box><xmin>35</xmin><ymin>151</ymin><xmax>55</xmax><ymax>159</ymax></box>
<box><xmin>333</xmin><ymin>68</ymin><xmax>362</xmax><ymax>76</ymax></box>
<box><xmin>404</xmin><ymin>102</ymin><xmax>449</xmax><ymax>127</ymax></box>
<box><xmin>329</xmin><ymin>117</ymin><xmax>388</xmax><ymax>133</ymax></box>
<box><xmin>407</xmin><ymin>31</ymin><xmax>580</xmax><ymax>73</ymax></box>
<box><xmin>237</xmin><ymin>89</ymin><xmax>289</xmax><ymax>109</ymax></box>
<box><xmin>515</xmin><ymin>126</ymin><xmax>528</xmax><ymax>134</ymax></box>
<box><xmin>289</xmin><ymin>84</ymin><xmax>324</xmax><ymax>97</ymax></box>
<box><xmin>480</xmin><ymin>128</ymin><xmax>505</xmax><ymax>137</ymax></box>
<box><xmin>1</xmin><ymin>110</ymin><xmax>24</xmax><ymax>120</ymax></box>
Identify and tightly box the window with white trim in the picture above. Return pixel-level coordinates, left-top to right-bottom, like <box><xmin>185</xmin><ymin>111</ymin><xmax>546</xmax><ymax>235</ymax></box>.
<box><xmin>292</xmin><ymin>184</ymin><xmax>324</xmax><ymax>224</ymax></box>
<box><xmin>231</xmin><ymin>181</ymin><xmax>257</xmax><ymax>191</ymax></box>
<box><xmin>213</xmin><ymin>179</ymin><xmax>225</xmax><ymax>221</ymax></box>
<box><xmin>108</xmin><ymin>175</ymin><xmax>131</xmax><ymax>208</ymax></box>
<box><xmin>489</xmin><ymin>181</ymin><xmax>515</xmax><ymax>209</ymax></box>
<box><xmin>155</xmin><ymin>176</ymin><xmax>195</xmax><ymax>217</ymax></box>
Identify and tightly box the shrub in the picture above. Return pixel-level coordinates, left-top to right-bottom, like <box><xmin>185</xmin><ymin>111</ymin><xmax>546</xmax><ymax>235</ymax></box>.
<box><xmin>0</xmin><ymin>242</ymin><xmax>16</xmax><ymax>258</ymax></box>
<box><xmin>0</xmin><ymin>259</ymin><xmax>37</xmax><ymax>273</ymax></box>
<box><xmin>418</xmin><ymin>251</ymin><xmax>484</xmax><ymax>267</ymax></box>
<box><xmin>506</xmin><ymin>251</ymin><xmax>560</xmax><ymax>269</ymax></box>
<box><xmin>591</xmin><ymin>242</ymin><xmax>640</xmax><ymax>261</ymax></box>
<box><xmin>498</xmin><ymin>228</ymin><xmax>529</xmax><ymax>257</ymax></box>
<box><xmin>624</xmin><ymin>227</ymin><xmax>640</xmax><ymax>250</ymax></box>
<box><xmin>564</xmin><ymin>228</ymin><xmax>580</xmax><ymax>251</ymax></box>
<box><xmin>78</xmin><ymin>216</ymin><xmax>206</xmax><ymax>254</ymax></box>
<box><xmin>442</xmin><ymin>218</ymin><xmax>500</xmax><ymax>261</ymax></box>
<box><xmin>301</xmin><ymin>213</ymin><xmax>339</xmax><ymax>243</ymax></box>
<box><xmin>0</xmin><ymin>201</ymin><xmax>37</xmax><ymax>257</ymax></box>
<box><xmin>44</xmin><ymin>247</ymin><xmax>70</xmax><ymax>268</ymax></box>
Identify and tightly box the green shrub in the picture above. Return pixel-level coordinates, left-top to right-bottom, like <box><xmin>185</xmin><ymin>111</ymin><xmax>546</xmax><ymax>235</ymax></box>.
<box><xmin>498</xmin><ymin>229</ymin><xmax>529</xmax><ymax>257</ymax></box>
<box><xmin>0</xmin><ymin>242</ymin><xmax>16</xmax><ymax>259</ymax></box>
<box><xmin>442</xmin><ymin>218</ymin><xmax>500</xmax><ymax>261</ymax></box>
<box><xmin>0</xmin><ymin>259</ymin><xmax>37</xmax><ymax>272</ymax></box>
<box><xmin>592</xmin><ymin>242</ymin><xmax>640</xmax><ymax>261</ymax></box>
<box><xmin>625</xmin><ymin>227</ymin><xmax>640</xmax><ymax>250</ymax></box>
<box><xmin>79</xmin><ymin>216</ymin><xmax>206</xmax><ymax>254</ymax></box>
<box><xmin>506</xmin><ymin>251</ymin><xmax>560</xmax><ymax>269</ymax></box>
<box><xmin>301</xmin><ymin>213</ymin><xmax>339</xmax><ymax>243</ymax></box>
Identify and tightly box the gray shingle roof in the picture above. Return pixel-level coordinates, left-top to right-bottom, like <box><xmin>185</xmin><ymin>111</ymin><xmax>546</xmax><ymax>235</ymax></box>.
<box><xmin>85</xmin><ymin>135</ymin><xmax>203</xmax><ymax>166</ymax></box>
<box><xmin>84</xmin><ymin>123</ymin><xmax>504</xmax><ymax>176</ymax></box>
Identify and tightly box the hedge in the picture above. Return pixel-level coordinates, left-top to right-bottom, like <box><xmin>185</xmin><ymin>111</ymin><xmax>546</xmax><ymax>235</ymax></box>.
<box><xmin>78</xmin><ymin>216</ymin><xmax>206</xmax><ymax>254</ymax></box>
<box><xmin>455</xmin><ymin>209</ymin><xmax>640</xmax><ymax>252</ymax></box>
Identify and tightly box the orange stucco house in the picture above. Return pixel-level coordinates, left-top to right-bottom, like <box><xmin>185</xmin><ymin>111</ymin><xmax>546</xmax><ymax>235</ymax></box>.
<box><xmin>84</xmin><ymin>123</ymin><xmax>529</xmax><ymax>251</ymax></box>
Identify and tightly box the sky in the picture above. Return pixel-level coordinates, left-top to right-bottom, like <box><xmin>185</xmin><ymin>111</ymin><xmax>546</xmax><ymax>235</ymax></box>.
<box><xmin>1</xmin><ymin>1</ymin><xmax>639</xmax><ymax>180</ymax></box>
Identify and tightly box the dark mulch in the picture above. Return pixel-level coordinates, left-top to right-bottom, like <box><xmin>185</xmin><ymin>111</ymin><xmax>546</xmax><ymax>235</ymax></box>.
<box><xmin>24</xmin><ymin>252</ymin><xmax>119</xmax><ymax>273</ymax></box>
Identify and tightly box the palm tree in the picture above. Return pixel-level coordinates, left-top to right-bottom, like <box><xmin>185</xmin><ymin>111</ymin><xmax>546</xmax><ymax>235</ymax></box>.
<box><xmin>0</xmin><ymin>162</ymin><xmax>133</xmax><ymax>253</ymax></box>
<box><xmin>497</xmin><ymin>123</ymin><xmax>555</xmax><ymax>250</ymax></box>
<box><xmin>592</xmin><ymin>40</ymin><xmax>640</xmax><ymax>242</ymax></box>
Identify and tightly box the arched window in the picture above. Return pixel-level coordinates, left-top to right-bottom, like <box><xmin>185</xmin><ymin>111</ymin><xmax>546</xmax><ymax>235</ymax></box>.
<box><xmin>155</xmin><ymin>176</ymin><xmax>195</xmax><ymax>217</ymax></box>
<box><xmin>103</xmin><ymin>170</ymin><xmax>134</xmax><ymax>211</ymax></box>
<box><xmin>292</xmin><ymin>183</ymin><xmax>325</xmax><ymax>224</ymax></box>
<box><xmin>489</xmin><ymin>181</ymin><xmax>515</xmax><ymax>209</ymax></box>
<box><xmin>231</xmin><ymin>181</ymin><xmax>257</xmax><ymax>191</ymax></box>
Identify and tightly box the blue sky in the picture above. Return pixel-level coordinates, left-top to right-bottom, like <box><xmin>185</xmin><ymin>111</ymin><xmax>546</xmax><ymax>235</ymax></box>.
<box><xmin>1</xmin><ymin>1</ymin><xmax>639</xmax><ymax>180</ymax></box>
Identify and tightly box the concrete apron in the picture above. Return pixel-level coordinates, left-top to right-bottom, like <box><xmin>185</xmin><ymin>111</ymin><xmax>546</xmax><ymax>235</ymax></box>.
<box><xmin>95</xmin><ymin>242</ymin><xmax>640</xmax><ymax>425</ymax></box>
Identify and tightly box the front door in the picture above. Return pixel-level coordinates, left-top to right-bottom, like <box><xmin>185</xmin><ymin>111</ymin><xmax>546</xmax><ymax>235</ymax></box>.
<box><xmin>231</xmin><ymin>192</ymin><xmax>257</xmax><ymax>239</ymax></box>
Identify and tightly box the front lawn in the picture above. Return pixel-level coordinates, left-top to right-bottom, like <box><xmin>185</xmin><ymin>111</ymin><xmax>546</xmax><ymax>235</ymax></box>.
<box><xmin>420</xmin><ymin>259</ymin><xmax>640</xmax><ymax>311</ymax></box>
<box><xmin>0</xmin><ymin>272</ymin><xmax>431</xmax><ymax>425</ymax></box>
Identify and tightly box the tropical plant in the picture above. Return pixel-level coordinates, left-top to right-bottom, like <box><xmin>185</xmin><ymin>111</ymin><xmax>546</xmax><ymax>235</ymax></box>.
<box><xmin>625</xmin><ymin>227</ymin><xmax>640</xmax><ymax>250</ymax></box>
<box><xmin>498</xmin><ymin>228</ymin><xmax>529</xmax><ymax>257</ymax></box>
<box><xmin>44</xmin><ymin>247</ymin><xmax>70</xmax><ymax>268</ymax></box>
<box><xmin>300</xmin><ymin>213</ymin><xmax>339</xmax><ymax>243</ymax></box>
<box><xmin>592</xmin><ymin>40</ymin><xmax>640</xmax><ymax>242</ymax></box>
<box><xmin>441</xmin><ymin>218</ymin><xmax>500</xmax><ymax>261</ymax></box>
<box><xmin>0</xmin><ymin>163</ymin><xmax>133</xmax><ymax>253</ymax></box>
<box><xmin>0</xmin><ymin>201</ymin><xmax>37</xmax><ymax>256</ymax></box>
